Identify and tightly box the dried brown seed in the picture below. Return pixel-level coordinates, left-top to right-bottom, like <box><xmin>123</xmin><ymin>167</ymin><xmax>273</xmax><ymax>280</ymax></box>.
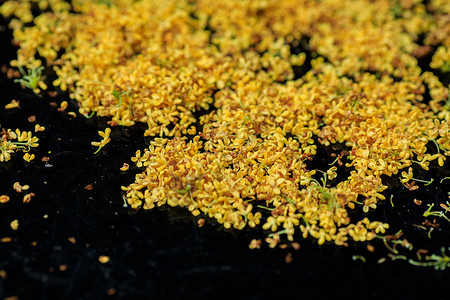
<box><xmin>285</xmin><ymin>252</ymin><xmax>293</xmax><ymax>264</ymax></box>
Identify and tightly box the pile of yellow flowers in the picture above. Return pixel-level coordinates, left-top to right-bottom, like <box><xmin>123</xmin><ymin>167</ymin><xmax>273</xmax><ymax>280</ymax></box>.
<box><xmin>1</xmin><ymin>0</ymin><xmax>449</xmax><ymax>249</ymax></box>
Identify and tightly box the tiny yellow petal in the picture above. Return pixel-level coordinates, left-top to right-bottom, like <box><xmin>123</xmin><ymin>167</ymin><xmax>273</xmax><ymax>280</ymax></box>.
<box><xmin>98</xmin><ymin>255</ymin><xmax>110</xmax><ymax>263</ymax></box>
<box><xmin>10</xmin><ymin>219</ymin><xmax>19</xmax><ymax>231</ymax></box>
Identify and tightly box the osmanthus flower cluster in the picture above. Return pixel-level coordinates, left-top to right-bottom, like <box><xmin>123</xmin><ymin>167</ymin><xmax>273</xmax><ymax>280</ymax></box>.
<box><xmin>0</xmin><ymin>128</ymin><xmax>39</xmax><ymax>162</ymax></box>
<box><xmin>2</xmin><ymin>0</ymin><xmax>450</xmax><ymax>249</ymax></box>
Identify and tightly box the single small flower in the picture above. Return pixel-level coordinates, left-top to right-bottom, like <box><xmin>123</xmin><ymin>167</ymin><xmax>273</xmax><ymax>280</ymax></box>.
<box><xmin>405</xmin><ymin>181</ymin><xmax>419</xmax><ymax>191</ymax></box>
<box><xmin>98</xmin><ymin>255</ymin><xmax>110</xmax><ymax>264</ymax></box>
<box><xmin>23</xmin><ymin>152</ymin><xmax>35</xmax><ymax>162</ymax></box>
<box><xmin>131</xmin><ymin>150</ymin><xmax>142</xmax><ymax>167</ymax></box>
<box><xmin>327</xmin><ymin>166</ymin><xmax>338</xmax><ymax>180</ymax></box>
<box><xmin>10</xmin><ymin>219</ymin><xmax>19</xmax><ymax>231</ymax></box>
<box><xmin>197</xmin><ymin>218</ymin><xmax>205</xmax><ymax>227</ymax></box>
<box><xmin>91</xmin><ymin>128</ymin><xmax>111</xmax><ymax>154</ymax></box>
<box><xmin>249</xmin><ymin>239</ymin><xmax>262</xmax><ymax>249</ymax></box>
<box><xmin>0</xmin><ymin>195</ymin><xmax>10</xmax><ymax>203</ymax></box>
<box><xmin>5</xmin><ymin>99</ymin><xmax>20</xmax><ymax>109</ymax></box>
<box><xmin>265</xmin><ymin>233</ymin><xmax>280</xmax><ymax>248</ymax></box>
<box><xmin>23</xmin><ymin>192</ymin><xmax>35</xmax><ymax>203</ymax></box>
<box><xmin>400</xmin><ymin>167</ymin><xmax>413</xmax><ymax>183</ymax></box>
<box><xmin>262</xmin><ymin>216</ymin><xmax>279</xmax><ymax>232</ymax></box>
<box><xmin>57</xmin><ymin>101</ymin><xmax>68</xmax><ymax>112</ymax></box>
<box><xmin>34</xmin><ymin>124</ymin><xmax>45</xmax><ymax>132</ymax></box>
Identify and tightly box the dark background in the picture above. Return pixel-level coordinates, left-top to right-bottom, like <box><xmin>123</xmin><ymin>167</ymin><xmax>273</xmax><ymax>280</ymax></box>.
<box><xmin>1</xmin><ymin>13</ymin><xmax>450</xmax><ymax>300</ymax></box>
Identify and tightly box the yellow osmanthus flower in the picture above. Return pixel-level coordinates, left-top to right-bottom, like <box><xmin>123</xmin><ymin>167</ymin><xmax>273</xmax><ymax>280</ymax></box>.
<box><xmin>98</xmin><ymin>255</ymin><xmax>110</xmax><ymax>264</ymax></box>
<box><xmin>58</xmin><ymin>101</ymin><xmax>68</xmax><ymax>112</ymax></box>
<box><xmin>5</xmin><ymin>99</ymin><xmax>20</xmax><ymax>109</ymax></box>
<box><xmin>401</xmin><ymin>167</ymin><xmax>414</xmax><ymax>183</ymax></box>
<box><xmin>0</xmin><ymin>195</ymin><xmax>10</xmax><ymax>204</ymax></box>
<box><xmin>34</xmin><ymin>124</ymin><xmax>45</xmax><ymax>132</ymax></box>
<box><xmin>91</xmin><ymin>128</ymin><xmax>111</xmax><ymax>154</ymax></box>
<box><xmin>23</xmin><ymin>152</ymin><xmax>35</xmax><ymax>162</ymax></box>
<box><xmin>10</xmin><ymin>219</ymin><xmax>19</xmax><ymax>231</ymax></box>
<box><xmin>23</xmin><ymin>192</ymin><xmax>35</xmax><ymax>203</ymax></box>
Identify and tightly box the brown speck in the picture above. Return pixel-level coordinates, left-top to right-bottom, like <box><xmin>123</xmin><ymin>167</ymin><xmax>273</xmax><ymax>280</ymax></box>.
<box><xmin>285</xmin><ymin>252</ymin><xmax>293</xmax><ymax>263</ymax></box>
<box><xmin>106</xmin><ymin>288</ymin><xmax>117</xmax><ymax>296</ymax></box>
<box><xmin>1</xmin><ymin>237</ymin><xmax>12</xmax><ymax>243</ymax></box>
<box><xmin>28</xmin><ymin>115</ymin><xmax>36</xmax><ymax>122</ymax></box>
<box><xmin>84</xmin><ymin>184</ymin><xmax>94</xmax><ymax>191</ymax></box>
<box><xmin>6</xmin><ymin>68</ymin><xmax>20</xmax><ymax>79</ymax></box>
<box><xmin>68</xmin><ymin>237</ymin><xmax>76</xmax><ymax>244</ymax></box>
<box><xmin>366</xmin><ymin>244</ymin><xmax>374</xmax><ymax>252</ymax></box>
<box><xmin>48</xmin><ymin>91</ymin><xmax>58</xmax><ymax>97</ymax></box>
<box><xmin>59</xmin><ymin>264</ymin><xmax>68</xmax><ymax>271</ymax></box>
<box><xmin>41</xmin><ymin>156</ymin><xmax>50</xmax><ymax>162</ymax></box>
<box><xmin>49</xmin><ymin>102</ymin><xmax>58</xmax><ymax>108</ymax></box>
<box><xmin>291</xmin><ymin>242</ymin><xmax>300</xmax><ymax>250</ymax></box>
<box><xmin>413</xmin><ymin>199</ymin><xmax>422</xmax><ymax>206</ymax></box>
<box><xmin>279</xmin><ymin>244</ymin><xmax>288</xmax><ymax>249</ymax></box>
<box><xmin>0</xmin><ymin>269</ymin><xmax>7</xmax><ymax>279</ymax></box>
